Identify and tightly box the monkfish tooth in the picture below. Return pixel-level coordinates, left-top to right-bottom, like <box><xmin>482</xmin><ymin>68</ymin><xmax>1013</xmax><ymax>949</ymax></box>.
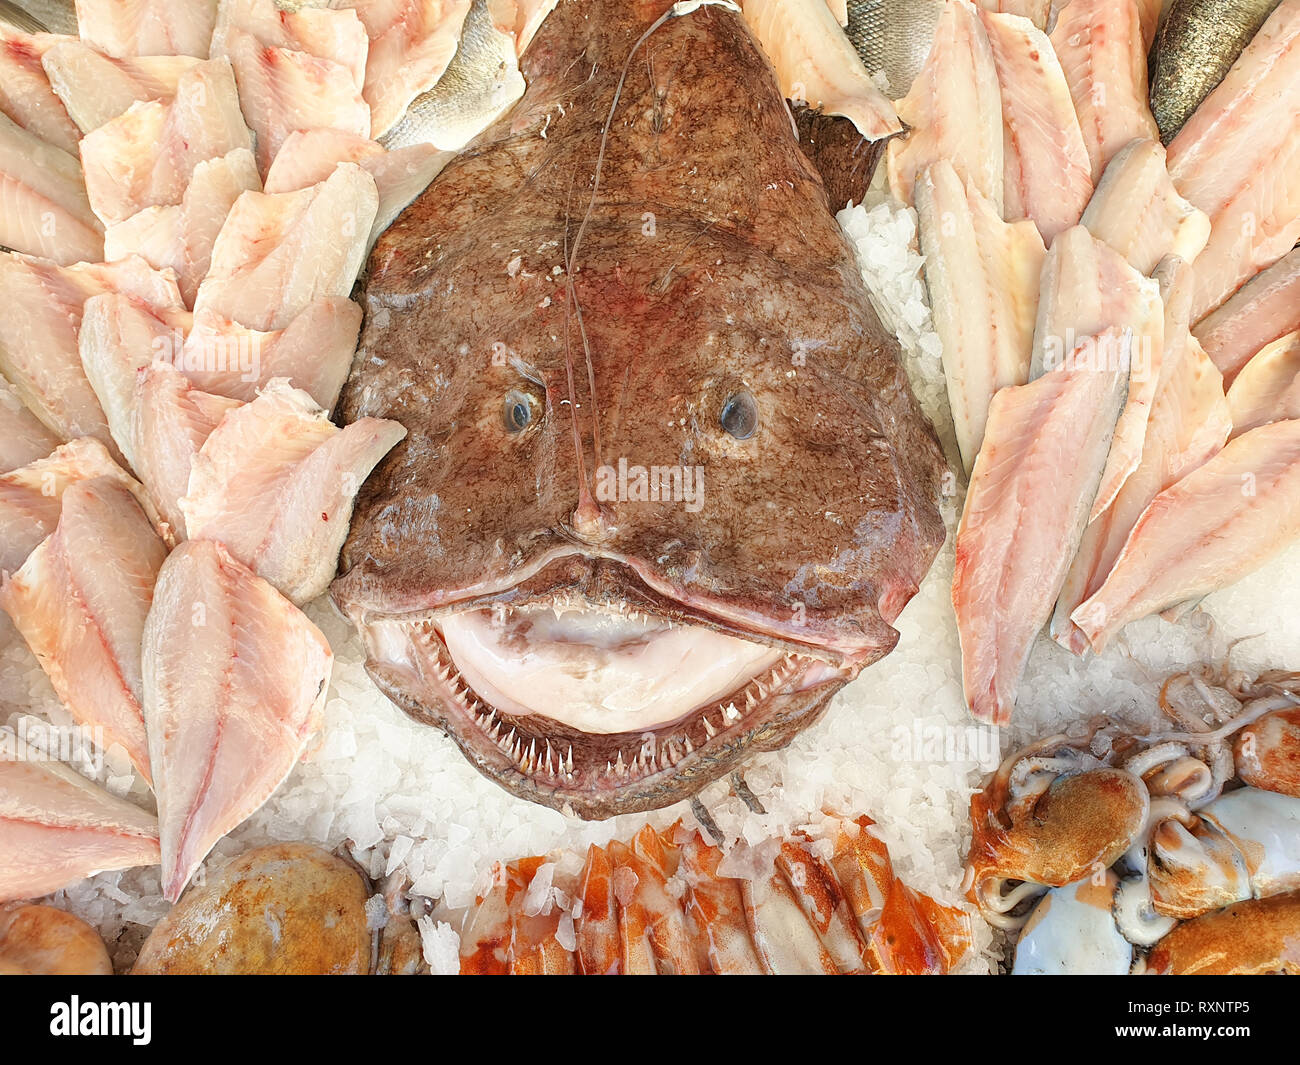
<box><xmin>180</xmin><ymin>379</ymin><xmax>406</xmax><ymax>604</ymax></box>
<box><xmin>0</xmin><ymin>111</ymin><xmax>101</xmax><ymax>264</ymax></box>
<box><xmin>1072</xmin><ymin>418</ymin><xmax>1300</xmax><ymax>652</ymax></box>
<box><xmin>0</xmin><ymin>759</ymin><xmax>159</xmax><ymax>904</ymax></box>
<box><xmin>0</xmin><ymin>376</ymin><xmax>59</xmax><ymax>474</ymax></box>
<box><xmin>143</xmin><ymin>538</ymin><xmax>333</xmax><ymax>903</ymax></box>
<box><xmin>1193</xmin><ymin>247</ymin><xmax>1300</xmax><ymax>384</ymax></box>
<box><xmin>41</xmin><ymin>39</ymin><xmax>201</xmax><ymax>134</ymax></box>
<box><xmin>1227</xmin><ymin>331</ymin><xmax>1300</xmax><ymax>436</ymax></box>
<box><xmin>75</xmin><ymin>0</ymin><xmax>217</xmax><ymax>60</ymax></box>
<box><xmin>0</xmin><ymin>24</ymin><xmax>79</xmax><ymax>154</ymax></box>
<box><xmin>0</xmin><ymin>476</ymin><xmax>167</xmax><ymax>781</ymax></box>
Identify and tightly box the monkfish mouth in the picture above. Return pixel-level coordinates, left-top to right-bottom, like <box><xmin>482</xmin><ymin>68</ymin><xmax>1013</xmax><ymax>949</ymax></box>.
<box><xmin>359</xmin><ymin>591</ymin><xmax>854</xmax><ymax>819</ymax></box>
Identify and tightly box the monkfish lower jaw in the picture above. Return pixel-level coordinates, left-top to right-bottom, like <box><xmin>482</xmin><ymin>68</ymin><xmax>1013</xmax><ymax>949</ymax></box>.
<box><xmin>354</xmin><ymin>598</ymin><xmax>858</xmax><ymax>820</ymax></box>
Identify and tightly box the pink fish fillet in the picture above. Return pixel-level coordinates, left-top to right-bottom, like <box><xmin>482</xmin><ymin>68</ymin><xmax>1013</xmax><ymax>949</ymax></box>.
<box><xmin>0</xmin><ymin>437</ymin><xmax>158</xmax><ymax>575</ymax></box>
<box><xmin>74</xmin><ymin>0</ymin><xmax>218</xmax><ymax>60</ymax></box>
<box><xmin>1049</xmin><ymin>0</ymin><xmax>1158</xmax><ymax>183</ymax></box>
<box><xmin>194</xmin><ymin>163</ymin><xmax>378</xmax><ymax>332</ymax></box>
<box><xmin>182</xmin><ymin>300</ymin><xmax>363</xmax><ymax>411</ymax></box>
<box><xmin>1167</xmin><ymin>0</ymin><xmax>1300</xmax><ymax>320</ymax></box>
<box><xmin>1032</xmin><ymin>225</ymin><xmax>1164</xmax><ymax>519</ymax></box>
<box><xmin>0</xmin><ymin>112</ymin><xmax>101</xmax><ymax>265</ymax></box>
<box><xmin>0</xmin><ymin>378</ymin><xmax>59</xmax><ymax>473</ymax></box>
<box><xmin>979</xmin><ymin>9</ymin><xmax>1093</xmax><ymax>244</ymax></box>
<box><xmin>953</xmin><ymin>331</ymin><xmax>1127</xmax><ymax>725</ymax></box>
<box><xmin>79</xmin><ymin>57</ymin><xmax>252</xmax><ymax>227</ymax></box>
<box><xmin>180</xmin><ymin>380</ymin><xmax>406</xmax><ymax>604</ymax></box>
<box><xmin>263</xmin><ymin>128</ymin><xmax>449</xmax><ymax>250</ymax></box>
<box><xmin>1074</xmin><ymin>419</ymin><xmax>1300</xmax><ymax>651</ymax></box>
<box><xmin>915</xmin><ymin>158</ymin><xmax>1044</xmax><ymax>472</ymax></box>
<box><xmin>142</xmin><ymin>538</ymin><xmax>332</xmax><ymax>902</ymax></box>
<box><xmin>974</xmin><ymin>0</ymin><xmax>1049</xmax><ymax>31</ymax></box>
<box><xmin>210</xmin><ymin>0</ymin><xmax>369</xmax><ymax>91</ymax></box>
<box><xmin>0</xmin><ymin>477</ymin><xmax>166</xmax><ymax>781</ymax></box>
<box><xmin>887</xmin><ymin>0</ymin><xmax>1003</xmax><ymax>212</ymax></box>
<box><xmin>1079</xmin><ymin>138</ymin><xmax>1209</xmax><ymax>275</ymax></box>
<box><xmin>42</xmin><ymin>40</ymin><xmax>201</xmax><ymax>134</ymax></box>
<box><xmin>487</xmin><ymin>0</ymin><xmax>557</xmax><ymax>54</ymax></box>
<box><xmin>1193</xmin><ymin>247</ymin><xmax>1300</xmax><ymax>384</ymax></box>
<box><xmin>0</xmin><ymin>759</ymin><xmax>158</xmax><ymax>903</ymax></box>
<box><xmin>0</xmin><ymin>252</ymin><xmax>183</xmax><ymax>458</ymax></box>
<box><xmin>1227</xmin><ymin>332</ymin><xmax>1300</xmax><ymax>436</ymax></box>
<box><xmin>1051</xmin><ymin>259</ymin><xmax>1231</xmax><ymax>653</ymax></box>
<box><xmin>0</xmin><ymin>26</ymin><xmax>80</xmax><ymax>154</ymax></box>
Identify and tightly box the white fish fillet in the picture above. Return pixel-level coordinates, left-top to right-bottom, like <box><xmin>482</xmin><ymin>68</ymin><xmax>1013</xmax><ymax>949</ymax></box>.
<box><xmin>104</xmin><ymin>203</ymin><xmax>181</xmax><ymax>276</ymax></box>
<box><xmin>0</xmin><ymin>759</ymin><xmax>158</xmax><ymax>904</ymax></box>
<box><xmin>263</xmin><ymin>128</ymin><xmax>448</xmax><ymax>249</ymax></box>
<box><xmin>916</xmin><ymin>159</ymin><xmax>1044</xmax><ymax>472</ymax></box>
<box><xmin>222</xmin><ymin>26</ymin><xmax>371</xmax><ymax>173</ymax></box>
<box><xmin>0</xmin><ymin>252</ymin><xmax>183</xmax><ymax>457</ymax></box>
<box><xmin>975</xmin><ymin>0</ymin><xmax>1048</xmax><ymax>31</ymax></box>
<box><xmin>954</xmin><ymin>331</ymin><xmax>1127</xmax><ymax>725</ymax></box>
<box><xmin>0</xmin><ymin>477</ymin><xmax>166</xmax><ymax>781</ymax></box>
<box><xmin>1051</xmin><ymin>259</ymin><xmax>1231</xmax><ymax>653</ymax></box>
<box><xmin>887</xmin><ymin>0</ymin><xmax>1002</xmax><ymax>212</ymax></box>
<box><xmin>79</xmin><ymin>57</ymin><xmax>252</xmax><ymax>227</ymax></box>
<box><xmin>1073</xmin><ymin>418</ymin><xmax>1300</xmax><ymax>652</ymax></box>
<box><xmin>979</xmin><ymin>9</ymin><xmax>1092</xmax><ymax>243</ymax></box>
<box><xmin>1079</xmin><ymin>138</ymin><xmax>1210</xmax><ymax>275</ymax></box>
<box><xmin>0</xmin><ymin>26</ymin><xmax>80</xmax><ymax>154</ymax></box>
<box><xmin>1167</xmin><ymin>0</ymin><xmax>1300</xmax><ymax>320</ymax></box>
<box><xmin>180</xmin><ymin>380</ymin><xmax>406</xmax><ymax>603</ymax></box>
<box><xmin>195</xmin><ymin>163</ymin><xmax>378</xmax><ymax>331</ymax></box>
<box><xmin>182</xmin><ymin>299</ymin><xmax>363</xmax><ymax>410</ymax></box>
<box><xmin>1227</xmin><ymin>332</ymin><xmax>1300</xmax><ymax>437</ymax></box>
<box><xmin>0</xmin><ymin>112</ymin><xmax>101</xmax><ymax>265</ymax></box>
<box><xmin>740</xmin><ymin>0</ymin><xmax>900</xmax><ymax>142</ymax></box>
<box><xmin>74</xmin><ymin>0</ymin><xmax>218</xmax><ymax>60</ymax></box>
<box><xmin>1049</xmin><ymin>0</ymin><xmax>1157</xmax><ymax>183</ymax></box>
<box><xmin>0</xmin><ymin>376</ymin><xmax>59</xmax><ymax>473</ymax></box>
<box><xmin>42</xmin><ymin>40</ymin><xmax>200</xmax><ymax>134</ymax></box>
<box><xmin>1193</xmin><ymin>247</ymin><xmax>1300</xmax><ymax>383</ymax></box>
<box><xmin>486</xmin><ymin>0</ymin><xmax>556</xmax><ymax>54</ymax></box>
<box><xmin>0</xmin><ymin>437</ymin><xmax>157</xmax><ymax>575</ymax></box>
<box><xmin>210</xmin><ymin>0</ymin><xmax>369</xmax><ymax>91</ymax></box>
<box><xmin>142</xmin><ymin>537</ymin><xmax>331</xmax><ymax>902</ymax></box>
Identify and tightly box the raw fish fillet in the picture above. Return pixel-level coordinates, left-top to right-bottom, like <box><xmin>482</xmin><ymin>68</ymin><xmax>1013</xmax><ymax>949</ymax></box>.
<box><xmin>953</xmin><ymin>332</ymin><xmax>1127</xmax><ymax>725</ymax></box>
<box><xmin>974</xmin><ymin>0</ymin><xmax>1048</xmax><ymax>30</ymax></box>
<box><xmin>182</xmin><ymin>300</ymin><xmax>362</xmax><ymax>410</ymax></box>
<box><xmin>486</xmin><ymin>0</ymin><xmax>556</xmax><ymax>54</ymax></box>
<box><xmin>887</xmin><ymin>0</ymin><xmax>1002</xmax><ymax>212</ymax></box>
<box><xmin>0</xmin><ymin>437</ymin><xmax>157</xmax><ymax>574</ymax></box>
<box><xmin>263</xmin><ymin>128</ymin><xmax>449</xmax><ymax>249</ymax></box>
<box><xmin>1167</xmin><ymin>0</ymin><xmax>1300</xmax><ymax>319</ymax></box>
<box><xmin>1052</xmin><ymin>259</ymin><xmax>1231</xmax><ymax>652</ymax></box>
<box><xmin>104</xmin><ymin>204</ymin><xmax>181</xmax><ymax>276</ymax></box>
<box><xmin>349</xmin><ymin>0</ymin><xmax>471</xmax><ymax>140</ymax></box>
<box><xmin>1073</xmin><ymin>418</ymin><xmax>1300</xmax><ymax>651</ymax></box>
<box><xmin>1032</xmin><ymin>225</ymin><xmax>1163</xmax><ymax>519</ymax></box>
<box><xmin>1193</xmin><ymin>247</ymin><xmax>1300</xmax><ymax>383</ymax></box>
<box><xmin>740</xmin><ymin>0</ymin><xmax>900</xmax><ymax>141</ymax></box>
<box><xmin>0</xmin><ymin>759</ymin><xmax>159</xmax><ymax>903</ymax></box>
<box><xmin>142</xmin><ymin>538</ymin><xmax>332</xmax><ymax>902</ymax></box>
<box><xmin>0</xmin><ymin>252</ymin><xmax>182</xmax><ymax>457</ymax></box>
<box><xmin>79</xmin><ymin>58</ymin><xmax>252</xmax><ymax>227</ymax></box>
<box><xmin>0</xmin><ymin>26</ymin><xmax>79</xmax><ymax>153</ymax></box>
<box><xmin>915</xmin><ymin>159</ymin><xmax>1044</xmax><ymax>472</ymax></box>
<box><xmin>1079</xmin><ymin>138</ymin><xmax>1210</xmax><ymax>275</ymax></box>
<box><xmin>74</xmin><ymin>0</ymin><xmax>218</xmax><ymax>60</ymax></box>
<box><xmin>180</xmin><ymin>380</ymin><xmax>405</xmax><ymax>603</ymax></box>
<box><xmin>210</xmin><ymin>0</ymin><xmax>369</xmax><ymax>91</ymax></box>
<box><xmin>1227</xmin><ymin>332</ymin><xmax>1300</xmax><ymax>436</ymax></box>
<box><xmin>222</xmin><ymin>27</ymin><xmax>370</xmax><ymax>173</ymax></box>
<box><xmin>41</xmin><ymin>40</ymin><xmax>200</xmax><ymax>133</ymax></box>
<box><xmin>194</xmin><ymin>163</ymin><xmax>378</xmax><ymax>331</ymax></box>
<box><xmin>979</xmin><ymin>9</ymin><xmax>1092</xmax><ymax>243</ymax></box>
<box><xmin>0</xmin><ymin>477</ymin><xmax>165</xmax><ymax>780</ymax></box>
<box><xmin>0</xmin><ymin>377</ymin><xmax>59</xmax><ymax>473</ymax></box>
<box><xmin>1049</xmin><ymin>0</ymin><xmax>1158</xmax><ymax>182</ymax></box>
<box><xmin>0</xmin><ymin>112</ymin><xmax>101</xmax><ymax>264</ymax></box>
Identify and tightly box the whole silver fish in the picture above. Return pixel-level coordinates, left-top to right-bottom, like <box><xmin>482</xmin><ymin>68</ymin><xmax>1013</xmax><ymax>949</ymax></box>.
<box><xmin>0</xmin><ymin>0</ymin><xmax>76</xmax><ymax>35</ymax></box>
<box><xmin>843</xmin><ymin>0</ymin><xmax>946</xmax><ymax>100</ymax></box>
<box><xmin>1150</xmin><ymin>0</ymin><xmax>1282</xmax><ymax>143</ymax></box>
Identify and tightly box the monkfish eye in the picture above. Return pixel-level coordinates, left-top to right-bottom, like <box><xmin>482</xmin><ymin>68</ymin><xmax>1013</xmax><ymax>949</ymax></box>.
<box><xmin>503</xmin><ymin>390</ymin><xmax>535</xmax><ymax>432</ymax></box>
<box><xmin>719</xmin><ymin>389</ymin><xmax>758</xmax><ymax>439</ymax></box>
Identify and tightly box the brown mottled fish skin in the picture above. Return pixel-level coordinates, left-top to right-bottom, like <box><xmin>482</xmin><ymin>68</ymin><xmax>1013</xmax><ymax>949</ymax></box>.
<box><xmin>334</xmin><ymin>0</ymin><xmax>946</xmax><ymax>818</ymax></box>
<box><xmin>1149</xmin><ymin>0</ymin><xmax>1282</xmax><ymax>143</ymax></box>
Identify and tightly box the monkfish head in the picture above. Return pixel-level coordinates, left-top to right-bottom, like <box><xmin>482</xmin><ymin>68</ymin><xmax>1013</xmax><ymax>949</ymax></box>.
<box><xmin>333</xmin><ymin>0</ymin><xmax>947</xmax><ymax>818</ymax></box>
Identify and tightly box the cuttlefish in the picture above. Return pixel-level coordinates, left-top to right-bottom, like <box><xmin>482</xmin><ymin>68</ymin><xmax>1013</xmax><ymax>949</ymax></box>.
<box><xmin>333</xmin><ymin>0</ymin><xmax>947</xmax><ymax>818</ymax></box>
